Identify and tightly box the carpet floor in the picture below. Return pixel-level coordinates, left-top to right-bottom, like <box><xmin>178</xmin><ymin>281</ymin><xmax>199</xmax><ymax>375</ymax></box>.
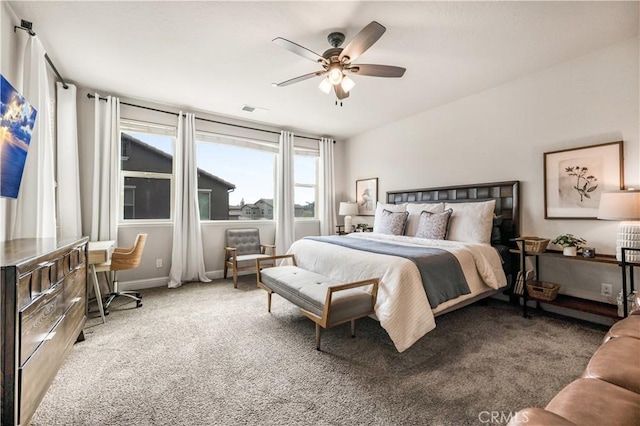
<box><xmin>30</xmin><ymin>275</ymin><xmax>607</xmax><ymax>426</ymax></box>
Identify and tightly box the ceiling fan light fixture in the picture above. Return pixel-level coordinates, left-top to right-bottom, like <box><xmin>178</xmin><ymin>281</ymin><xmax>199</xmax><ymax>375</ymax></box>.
<box><xmin>340</xmin><ymin>75</ymin><xmax>355</xmax><ymax>93</ymax></box>
<box><xmin>327</xmin><ymin>65</ymin><xmax>343</xmax><ymax>85</ymax></box>
<box><xmin>318</xmin><ymin>77</ymin><xmax>332</xmax><ymax>94</ymax></box>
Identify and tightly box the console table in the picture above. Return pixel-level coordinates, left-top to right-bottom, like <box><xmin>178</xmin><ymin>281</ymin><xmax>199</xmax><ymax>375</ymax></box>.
<box><xmin>510</xmin><ymin>246</ymin><xmax>626</xmax><ymax>320</ymax></box>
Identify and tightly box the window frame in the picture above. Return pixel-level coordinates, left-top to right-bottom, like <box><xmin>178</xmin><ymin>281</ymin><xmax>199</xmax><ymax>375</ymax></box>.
<box><xmin>293</xmin><ymin>152</ymin><xmax>319</xmax><ymax>220</ymax></box>
<box><xmin>119</xmin><ymin>121</ymin><xmax>176</xmax><ymax>223</ymax></box>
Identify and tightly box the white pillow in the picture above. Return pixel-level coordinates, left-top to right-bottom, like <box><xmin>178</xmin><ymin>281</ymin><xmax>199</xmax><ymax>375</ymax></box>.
<box><xmin>373</xmin><ymin>202</ymin><xmax>406</xmax><ymax>232</ymax></box>
<box><xmin>444</xmin><ymin>200</ymin><xmax>496</xmax><ymax>244</ymax></box>
<box><xmin>405</xmin><ymin>203</ymin><xmax>445</xmax><ymax>236</ymax></box>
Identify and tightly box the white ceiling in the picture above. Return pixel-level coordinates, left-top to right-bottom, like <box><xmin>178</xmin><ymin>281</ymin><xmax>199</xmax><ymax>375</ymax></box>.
<box><xmin>6</xmin><ymin>1</ymin><xmax>639</xmax><ymax>140</ymax></box>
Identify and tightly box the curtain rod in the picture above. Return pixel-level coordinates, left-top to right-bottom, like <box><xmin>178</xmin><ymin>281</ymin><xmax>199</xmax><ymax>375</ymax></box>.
<box><xmin>87</xmin><ymin>93</ymin><xmax>330</xmax><ymax>142</ymax></box>
<box><xmin>14</xmin><ymin>20</ymin><xmax>69</xmax><ymax>89</ymax></box>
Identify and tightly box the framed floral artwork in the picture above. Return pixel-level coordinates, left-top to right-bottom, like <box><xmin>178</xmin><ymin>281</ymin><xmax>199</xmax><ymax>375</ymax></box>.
<box><xmin>544</xmin><ymin>141</ymin><xmax>623</xmax><ymax>219</ymax></box>
<box><xmin>356</xmin><ymin>178</ymin><xmax>378</xmax><ymax>216</ymax></box>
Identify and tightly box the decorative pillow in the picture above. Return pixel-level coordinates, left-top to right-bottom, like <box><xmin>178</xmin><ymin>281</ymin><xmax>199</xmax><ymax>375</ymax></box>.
<box><xmin>373</xmin><ymin>202</ymin><xmax>407</xmax><ymax>232</ymax></box>
<box><xmin>376</xmin><ymin>209</ymin><xmax>409</xmax><ymax>236</ymax></box>
<box><xmin>415</xmin><ymin>209</ymin><xmax>453</xmax><ymax>240</ymax></box>
<box><xmin>405</xmin><ymin>203</ymin><xmax>445</xmax><ymax>236</ymax></box>
<box><xmin>444</xmin><ymin>200</ymin><xmax>496</xmax><ymax>244</ymax></box>
<box><xmin>491</xmin><ymin>215</ymin><xmax>503</xmax><ymax>245</ymax></box>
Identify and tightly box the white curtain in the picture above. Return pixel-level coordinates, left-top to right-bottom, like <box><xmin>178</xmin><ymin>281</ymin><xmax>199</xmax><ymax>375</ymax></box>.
<box><xmin>12</xmin><ymin>36</ymin><xmax>56</xmax><ymax>239</ymax></box>
<box><xmin>168</xmin><ymin>113</ymin><xmax>210</xmax><ymax>288</ymax></box>
<box><xmin>318</xmin><ymin>137</ymin><xmax>336</xmax><ymax>236</ymax></box>
<box><xmin>275</xmin><ymin>131</ymin><xmax>295</xmax><ymax>254</ymax></box>
<box><xmin>56</xmin><ymin>83</ymin><xmax>82</xmax><ymax>238</ymax></box>
<box><xmin>91</xmin><ymin>94</ymin><xmax>120</xmax><ymax>242</ymax></box>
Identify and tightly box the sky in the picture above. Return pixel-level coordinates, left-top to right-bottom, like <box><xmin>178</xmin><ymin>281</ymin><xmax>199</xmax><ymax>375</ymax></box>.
<box><xmin>125</xmin><ymin>131</ymin><xmax>316</xmax><ymax>206</ymax></box>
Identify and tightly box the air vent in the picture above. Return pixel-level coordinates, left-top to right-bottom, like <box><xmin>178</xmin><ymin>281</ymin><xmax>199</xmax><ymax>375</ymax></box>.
<box><xmin>241</xmin><ymin>105</ymin><xmax>269</xmax><ymax>114</ymax></box>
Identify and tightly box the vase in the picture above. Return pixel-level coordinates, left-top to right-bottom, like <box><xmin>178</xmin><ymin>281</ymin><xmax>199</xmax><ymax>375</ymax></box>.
<box><xmin>563</xmin><ymin>246</ymin><xmax>577</xmax><ymax>256</ymax></box>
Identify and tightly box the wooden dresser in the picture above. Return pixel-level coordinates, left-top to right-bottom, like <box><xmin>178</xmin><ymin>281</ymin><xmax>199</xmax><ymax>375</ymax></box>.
<box><xmin>1</xmin><ymin>237</ymin><xmax>89</xmax><ymax>425</ymax></box>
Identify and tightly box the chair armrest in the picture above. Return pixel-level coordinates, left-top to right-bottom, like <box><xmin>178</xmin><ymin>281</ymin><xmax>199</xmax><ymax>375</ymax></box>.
<box><xmin>260</xmin><ymin>244</ymin><xmax>276</xmax><ymax>255</ymax></box>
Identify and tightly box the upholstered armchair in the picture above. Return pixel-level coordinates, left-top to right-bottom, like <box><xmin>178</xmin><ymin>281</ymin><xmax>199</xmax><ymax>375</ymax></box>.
<box><xmin>224</xmin><ymin>229</ymin><xmax>275</xmax><ymax>288</ymax></box>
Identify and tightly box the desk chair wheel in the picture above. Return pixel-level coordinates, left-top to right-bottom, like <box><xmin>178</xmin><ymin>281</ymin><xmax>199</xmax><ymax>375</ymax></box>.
<box><xmin>136</xmin><ymin>300</ymin><xmax>143</xmax><ymax>308</ymax></box>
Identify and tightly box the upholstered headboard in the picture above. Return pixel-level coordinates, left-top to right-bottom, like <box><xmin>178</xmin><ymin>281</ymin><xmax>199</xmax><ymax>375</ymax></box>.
<box><xmin>386</xmin><ymin>181</ymin><xmax>520</xmax><ymax>246</ymax></box>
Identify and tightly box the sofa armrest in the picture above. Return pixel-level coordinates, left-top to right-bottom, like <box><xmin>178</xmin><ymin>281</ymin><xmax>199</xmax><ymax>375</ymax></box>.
<box><xmin>506</xmin><ymin>408</ymin><xmax>577</xmax><ymax>426</ymax></box>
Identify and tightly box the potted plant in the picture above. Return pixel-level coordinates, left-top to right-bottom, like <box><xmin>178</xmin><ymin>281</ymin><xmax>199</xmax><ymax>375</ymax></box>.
<box><xmin>552</xmin><ymin>234</ymin><xmax>587</xmax><ymax>256</ymax></box>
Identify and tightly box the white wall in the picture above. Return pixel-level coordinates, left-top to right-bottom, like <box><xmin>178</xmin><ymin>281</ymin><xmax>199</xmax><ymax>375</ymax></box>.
<box><xmin>0</xmin><ymin>1</ymin><xmax>21</xmax><ymax>241</ymax></box>
<box><xmin>342</xmin><ymin>37</ymin><xmax>639</xmax><ymax>303</ymax></box>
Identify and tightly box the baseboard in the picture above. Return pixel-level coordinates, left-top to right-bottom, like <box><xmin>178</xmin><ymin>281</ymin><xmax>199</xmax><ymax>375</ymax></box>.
<box><xmin>118</xmin><ymin>269</ymin><xmax>255</xmax><ymax>291</ymax></box>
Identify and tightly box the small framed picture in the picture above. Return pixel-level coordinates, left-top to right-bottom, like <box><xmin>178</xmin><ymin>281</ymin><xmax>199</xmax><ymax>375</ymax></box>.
<box><xmin>544</xmin><ymin>141</ymin><xmax>623</xmax><ymax>219</ymax></box>
<box><xmin>356</xmin><ymin>178</ymin><xmax>378</xmax><ymax>216</ymax></box>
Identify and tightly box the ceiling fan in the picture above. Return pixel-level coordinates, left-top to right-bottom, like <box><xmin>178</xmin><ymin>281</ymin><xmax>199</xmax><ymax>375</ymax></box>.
<box><xmin>272</xmin><ymin>21</ymin><xmax>406</xmax><ymax>103</ymax></box>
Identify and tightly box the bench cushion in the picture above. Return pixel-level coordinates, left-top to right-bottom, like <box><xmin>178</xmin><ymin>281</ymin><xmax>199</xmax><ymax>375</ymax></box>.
<box><xmin>260</xmin><ymin>266</ymin><xmax>374</xmax><ymax>324</ymax></box>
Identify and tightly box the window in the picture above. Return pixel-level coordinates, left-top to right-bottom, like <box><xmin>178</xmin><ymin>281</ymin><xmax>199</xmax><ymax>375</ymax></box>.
<box><xmin>294</xmin><ymin>154</ymin><xmax>318</xmax><ymax>218</ymax></box>
<box><xmin>198</xmin><ymin>189</ymin><xmax>212</xmax><ymax>220</ymax></box>
<box><xmin>120</xmin><ymin>123</ymin><xmax>175</xmax><ymax>221</ymax></box>
<box><xmin>123</xmin><ymin>185</ymin><xmax>136</xmax><ymax>219</ymax></box>
<box><xmin>196</xmin><ymin>133</ymin><xmax>275</xmax><ymax>220</ymax></box>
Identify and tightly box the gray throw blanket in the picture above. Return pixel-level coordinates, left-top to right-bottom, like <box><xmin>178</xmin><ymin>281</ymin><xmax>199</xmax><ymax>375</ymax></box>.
<box><xmin>305</xmin><ymin>236</ymin><xmax>470</xmax><ymax>308</ymax></box>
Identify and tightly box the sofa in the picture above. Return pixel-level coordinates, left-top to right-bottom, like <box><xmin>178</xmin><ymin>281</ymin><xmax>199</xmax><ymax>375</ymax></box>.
<box><xmin>508</xmin><ymin>294</ymin><xmax>640</xmax><ymax>426</ymax></box>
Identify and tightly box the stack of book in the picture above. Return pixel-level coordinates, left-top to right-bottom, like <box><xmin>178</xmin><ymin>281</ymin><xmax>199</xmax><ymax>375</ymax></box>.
<box><xmin>513</xmin><ymin>269</ymin><xmax>535</xmax><ymax>295</ymax></box>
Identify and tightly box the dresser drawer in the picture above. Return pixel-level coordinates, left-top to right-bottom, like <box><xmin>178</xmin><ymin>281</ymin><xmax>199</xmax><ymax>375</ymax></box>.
<box><xmin>17</xmin><ymin>271</ymin><xmax>33</xmax><ymax>310</ymax></box>
<box><xmin>18</xmin><ymin>297</ymin><xmax>85</xmax><ymax>425</ymax></box>
<box><xmin>19</xmin><ymin>283</ymin><xmax>65</xmax><ymax>364</ymax></box>
<box><xmin>64</xmin><ymin>264</ymin><xmax>86</xmax><ymax>311</ymax></box>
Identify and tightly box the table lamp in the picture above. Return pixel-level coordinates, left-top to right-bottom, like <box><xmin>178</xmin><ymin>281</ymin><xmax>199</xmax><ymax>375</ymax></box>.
<box><xmin>339</xmin><ymin>202</ymin><xmax>359</xmax><ymax>233</ymax></box>
<box><xmin>597</xmin><ymin>189</ymin><xmax>640</xmax><ymax>262</ymax></box>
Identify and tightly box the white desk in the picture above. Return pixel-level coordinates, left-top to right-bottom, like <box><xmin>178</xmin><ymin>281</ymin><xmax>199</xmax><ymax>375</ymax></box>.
<box><xmin>88</xmin><ymin>240</ymin><xmax>115</xmax><ymax>323</ymax></box>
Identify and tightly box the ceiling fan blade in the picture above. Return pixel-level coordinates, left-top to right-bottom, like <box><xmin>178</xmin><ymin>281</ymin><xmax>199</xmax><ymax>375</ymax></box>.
<box><xmin>339</xmin><ymin>21</ymin><xmax>386</xmax><ymax>63</ymax></box>
<box><xmin>273</xmin><ymin>37</ymin><xmax>326</xmax><ymax>64</ymax></box>
<box><xmin>348</xmin><ymin>64</ymin><xmax>406</xmax><ymax>78</ymax></box>
<box><xmin>273</xmin><ymin>71</ymin><xmax>325</xmax><ymax>87</ymax></box>
<box><xmin>334</xmin><ymin>84</ymin><xmax>350</xmax><ymax>100</ymax></box>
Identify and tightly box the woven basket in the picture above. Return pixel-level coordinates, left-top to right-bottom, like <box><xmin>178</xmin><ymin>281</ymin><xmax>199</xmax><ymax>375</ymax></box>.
<box><xmin>517</xmin><ymin>237</ymin><xmax>550</xmax><ymax>253</ymax></box>
<box><xmin>526</xmin><ymin>281</ymin><xmax>560</xmax><ymax>302</ymax></box>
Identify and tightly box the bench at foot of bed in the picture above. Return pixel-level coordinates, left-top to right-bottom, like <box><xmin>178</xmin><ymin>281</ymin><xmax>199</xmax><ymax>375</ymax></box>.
<box><xmin>256</xmin><ymin>254</ymin><xmax>379</xmax><ymax>350</ymax></box>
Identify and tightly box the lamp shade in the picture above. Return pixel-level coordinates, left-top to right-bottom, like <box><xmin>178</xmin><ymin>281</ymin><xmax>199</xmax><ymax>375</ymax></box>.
<box><xmin>339</xmin><ymin>202</ymin><xmax>359</xmax><ymax>216</ymax></box>
<box><xmin>597</xmin><ymin>190</ymin><xmax>640</xmax><ymax>220</ymax></box>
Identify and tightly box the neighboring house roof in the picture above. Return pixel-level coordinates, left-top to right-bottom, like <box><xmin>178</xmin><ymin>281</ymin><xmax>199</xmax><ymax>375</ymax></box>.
<box><xmin>122</xmin><ymin>133</ymin><xmax>236</xmax><ymax>190</ymax></box>
<box><xmin>255</xmin><ymin>198</ymin><xmax>273</xmax><ymax>206</ymax></box>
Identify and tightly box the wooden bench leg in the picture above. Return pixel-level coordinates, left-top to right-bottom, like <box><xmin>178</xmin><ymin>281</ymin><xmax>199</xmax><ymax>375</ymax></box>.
<box><xmin>351</xmin><ymin>319</ymin><xmax>356</xmax><ymax>338</ymax></box>
<box><xmin>316</xmin><ymin>323</ymin><xmax>321</xmax><ymax>351</ymax></box>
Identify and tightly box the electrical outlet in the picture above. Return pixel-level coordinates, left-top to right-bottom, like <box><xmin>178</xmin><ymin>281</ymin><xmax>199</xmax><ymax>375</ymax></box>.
<box><xmin>601</xmin><ymin>283</ymin><xmax>613</xmax><ymax>297</ymax></box>
<box><xmin>156</xmin><ymin>258</ymin><xmax>163</xmax><ymax>268</ymax></box>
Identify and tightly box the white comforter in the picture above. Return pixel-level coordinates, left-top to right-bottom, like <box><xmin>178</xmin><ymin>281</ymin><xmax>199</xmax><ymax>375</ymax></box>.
<box><xmin>287</xmin><ymin>233</ymin><xmax>507</xmax><ymax>352</ymax></box>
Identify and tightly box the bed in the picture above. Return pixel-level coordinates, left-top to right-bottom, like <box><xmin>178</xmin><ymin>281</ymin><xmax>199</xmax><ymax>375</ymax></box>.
<box><xmin>288</xmin><ymin>181</ymin><xmax>520</xmax><ymax>352</ymax></box>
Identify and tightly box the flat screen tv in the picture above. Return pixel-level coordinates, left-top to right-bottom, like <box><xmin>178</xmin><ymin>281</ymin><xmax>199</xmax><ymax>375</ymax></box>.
<box><xmin>1</xmin><ymin>74</ymin><xmax>37</xmax><ymax>199</ymax></box>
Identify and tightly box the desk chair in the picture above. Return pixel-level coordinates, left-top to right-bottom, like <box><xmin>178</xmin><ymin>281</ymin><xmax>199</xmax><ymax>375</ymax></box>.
<box><xmin>224</xmin><ymin>228</ymin><xmax>275</xmax><ymax>288</ymax></box>
<box><xmin>95</xmin><ymin>233</ymin><xmax>147</xmax><ymax>312</ymax></box>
